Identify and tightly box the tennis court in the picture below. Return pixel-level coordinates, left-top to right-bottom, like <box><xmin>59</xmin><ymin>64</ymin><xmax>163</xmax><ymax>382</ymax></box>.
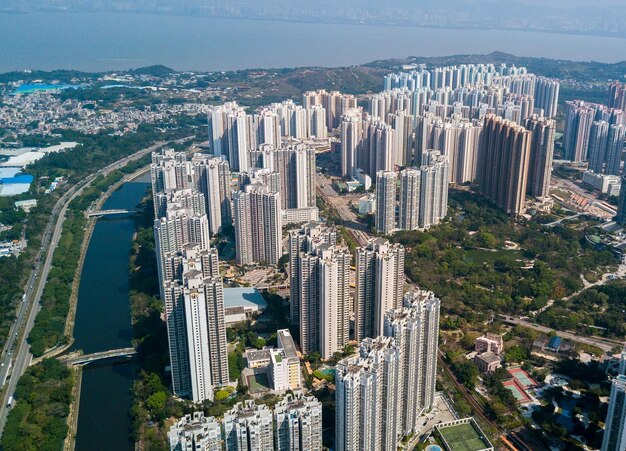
<box><xmin>503</xmin><ymin>380</ymin><xmax>531</xmax><ymax>403</ymax></box>
<box><xmin>438</xmin><ymin>422</ymin><xmax>491</xmax><ymax>451</ymax></box>
<box><xmin>508</xmin><ymin>367</ymin><xmax>538</xmax><ymax>388</ymax></box>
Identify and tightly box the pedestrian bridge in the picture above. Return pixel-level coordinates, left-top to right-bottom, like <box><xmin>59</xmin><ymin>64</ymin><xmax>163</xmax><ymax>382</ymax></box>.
<box><xmin>59</xmin><ymin>347</ymin><xmax>137</xmax><ymax>366</ymax></box>
<box><xmin>86</xmin><ymin>209</ymin><xmax>137</xmax><ymax>218</ymax></box>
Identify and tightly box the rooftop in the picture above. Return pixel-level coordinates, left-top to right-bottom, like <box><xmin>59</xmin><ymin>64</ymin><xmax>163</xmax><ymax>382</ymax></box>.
<box><xmin>476</xmin><ymin>352</ymin><xmax>501</xmax><ymax>365</ymax></box>
<box><xmin>277</xmin><ymin>329</ymin><xmax>298</xmax><ymax>359</ymax></box>
<box><xmin>223</xmin><ymin>287</ymin><xmax>267</xmax><ymax>311</ymax></box>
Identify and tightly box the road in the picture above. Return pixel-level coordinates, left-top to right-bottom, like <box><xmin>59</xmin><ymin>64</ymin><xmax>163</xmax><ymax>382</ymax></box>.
<box><xmin>499</xmin><ymin>316</ymin><xmax>624</xmax><ymax>353</ymax></box>
<box><xmin>316</xmin><ymin>174</ymin><xmax>370</xmax><ymax>248</ymax></box>
<box><xmin>0</xmin><ymin>137</ymin><xmax>191</xmax><ymax>436</ymax></box>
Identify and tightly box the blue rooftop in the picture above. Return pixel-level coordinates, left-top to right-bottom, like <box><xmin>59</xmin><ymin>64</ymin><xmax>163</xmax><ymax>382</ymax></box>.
<box><xmin>223</xmin><ymin>287</ymin><xmax>267</xmax><ymax>310</ymax></box>
<box><xmin>1</xmin><ymin>174</ymin><xmax>33</xmax><ymax>184</ymax></box>
<box><xmin>548</xmin><ymin>336</ymin><xmax>562</xmax><ymax>350</ymax></box>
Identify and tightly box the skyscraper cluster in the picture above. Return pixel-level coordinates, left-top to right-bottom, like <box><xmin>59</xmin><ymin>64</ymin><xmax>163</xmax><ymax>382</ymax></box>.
<box><xmin>383</xmin><ymin>64</ymin><xmax>559</xmax><ymax>122</ymax></box>
<box><xmin>151</xmin><ymin>149</ymin><xmax>229</xmax><ymax>403</ymax></box>
<box><xmin>252</xmin><ymin>139</ymin><xmax>316</xmax><ymax>210</ymax></box>
<box><xmin>302</xmin><ymin>89</ymin><xmax>357</xmax><ymax>131</ymax></box>
<box><xmin>208</xmin><ymin>100</ymin><xmax>329</xmax><ymax>173</ymax></box>
<box><xmin>375</xmin><ymin>150</ymin><xmax>449</xmax><ymax>234</ymax></box>
<box><xmin>414</xmin><ymin>113</ymin><xmax>483</xmax><ymax>182</ymax></box>
<box><xmin>587</xmin><ymin>121</ymin><xmax>626</xmax><ymax>176</ymax></box>
<box><xmin>169</xmin><ymin>395</ymin><xmax>322</xmax><ymax>451</ymax></box>
<box><xmin>563</xmin><ymin>100</ymin><xmax>624</xmax><ymax>164</ymax></box>
<box><xmin>535</xmin><ymin>77</ymin><xmax>561</xmax><ymax>118</ymax></box>
<box><xmin>335</xmin><ymin>290</ymin><xmax>441</xmax><ymax>451</ymax></box>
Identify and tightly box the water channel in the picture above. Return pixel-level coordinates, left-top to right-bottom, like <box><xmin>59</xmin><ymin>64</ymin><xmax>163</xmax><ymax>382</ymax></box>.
<box><xmin>71</xmin><ymin>176</ymin><xmax>150</xmax><ymax>450</ymax></box>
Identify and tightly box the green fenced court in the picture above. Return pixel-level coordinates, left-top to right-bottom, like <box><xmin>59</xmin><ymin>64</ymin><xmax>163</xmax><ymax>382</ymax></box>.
<box><xmin>438</xmin><ymin>422</ymin><xmax>491</xmax><ymax>451</ymax></box>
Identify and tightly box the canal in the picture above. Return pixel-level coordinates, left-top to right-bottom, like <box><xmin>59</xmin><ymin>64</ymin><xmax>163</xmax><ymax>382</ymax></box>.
<box><xmin>71</xmin><ymin>176</ymin><xmax>150</xmax><ymax>451</ymax></box>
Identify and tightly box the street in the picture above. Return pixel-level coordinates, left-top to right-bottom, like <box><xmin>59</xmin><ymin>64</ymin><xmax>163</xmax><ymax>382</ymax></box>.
<box><xmin>499</xmin><ymin>316</ymin><xmax>624</xmax><ymax>354</ymax></box>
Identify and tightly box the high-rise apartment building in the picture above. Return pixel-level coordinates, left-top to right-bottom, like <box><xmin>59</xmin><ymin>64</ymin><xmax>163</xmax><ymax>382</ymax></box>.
<box><xmin>609</xmin><ymin>81</ymin><xmax>626</xmax><ymax>113</ymax></box>
<box><xmin>375</xmin><ymin>171</ymin><xmax>397</xmax><ymax>234</ymax></box>
<box><xmin>168</xmin><ymin>412</ymin><xmax>222</xmax><ymax>451</ymax></box>
<box><xmin>398</xmin><ymin>167</ymin><xmax>421</xmax><ymax>230</ymax></box>
<box><xmin>303</xmin><ymin>89</ymin><xmax>356</xmax><ymax>131</ymax></box>
<box><xmin>335</xmin><ymin>336</ymin><xmax>401</xmax><ymax>451</ymax></box>
<box><xmin>535</xmin><ymin>77</ymin><xmax>560</xmax><ymax>118</ymax></box>
<box><xmin>207</xmin><ymin>102</ymin><xmax>256</xmax><ymax>172</ymax></box>
<box><xmin>151</xmin><ymin>149</ymin><xmax>229</xmax><ymax>403</ymax></box>
<box><xmin>171</xmin><ymin>395</ymin><xmax>322</xmax><ymax>451</ymax></box>
<box><xmin>606</xmin><ymin>124</ymin><xmax>626</xmax><ymax>176</ymax></box>
<box><xmin>291</xmin><ymin>231</ymin><xmax>350</xmax><ymax>359</ymax></box>
<box><xmin>288</xmin><ymin>222</ymin><xmax>337</xmax><ymax>325</ymax></box>
<box><xmin>389</xmin><ymin>110</ymin><xmax>414</xmax><ymax>167</ymax></box>
<box><xmin>340</xmin><ymin>109</ymin><xmax>363</xmax><ymax>178</ymax></box>
<box><xmin>414</xmin><ymin>113</ymin><xmax>482</xmax><ymax>184</ymax></box>
<box><xmin>308</xmin><ymin>104</ymin><xmax>328</xmax><ymax>138</ymax></box>
<box><xmin>385</xmin><ymin>291</ymin><xmax>441</xmax><ymax>434</ymax></box>
<box><xmin>563</xmin><ymin>101</ymin><xmax>600</xmax><ymax>162</ymax></box>
<box><xmin>419</xmin><ymin>151</ymin><xmax>449</xmax><ymax>228</ymax></box>
<box><xmin>367</xmin><ymin>119</ymin><xmax>396</xmax><ymax>175</ymax></box>
<box><xmin>274</xmin><ymin>394</ymin><xmax>323</xmax><ymax>451</ymax></box>
<box><xmin>477</xmin><ymin>115</ymin><xmax>531</xmax><ymax>215</ymax></box>
<box><xmin>257</xmin><ymin>140</ymin><xmax>316</xmax><ymax>210</ymax></box>
<box><xmin>355</xmin><ymin>238</ymin><xmax>405</xmax><ymax>340</ymax></box>
<box><xmin>525</xmin><ymin>115</ymin><xmax>556</xmax><ymax>199</ymax></box>
<box><xmin>588</xmin><ymin>121</ymin><xmax>610</xmax><ymax>174</ymax></box>
<box><xmin>336</xmin><ymin>290</ymin><xmax>441</xmax><ymax>451</ymax></box>
<box><xmin>191</xmin><ymin>154</ymin><xmax>232</xmax><ymax>235</ymax></box>
<box><xmin>232</xmin><ymin>181</ymin><xmax>283</xmax><ymax>265</ymax></box>
<box><xmin>223</xmin><ymin>401</ymin><xmax>274</xmax><ymax>451</ymax></box>
<box><xmin>398</xmin><ymin>153</ymin><xmax>449</xmax><ymax>231</ymax></box>
<box><xmin>601</xmin><ymin>375</ymin><xmax>626</xmax><ymax>451</ymax></box>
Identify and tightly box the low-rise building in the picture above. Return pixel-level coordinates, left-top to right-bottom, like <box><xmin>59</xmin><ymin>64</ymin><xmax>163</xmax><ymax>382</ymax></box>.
<box><xmin>223</xmin><ymin>287</ymin><xmax>267</xmax><ymax>325</ymax></box>
<box><xmin>242</xmin><ymin>330</ymin><xmax>302</xmax><ymax>394</ymax></box>
<box><xmin>474</xmin><ymin>351</ymin><xmax>502</xmax><ymax>374</ymax></box>
<box><xmin>582</xmin><ymin>171</ymin><xmax>621</xmax><ymax>196</ymax></box>
<box><xmin>475</xmin><ymin>333</ymin><xmax>504</xmax><ymax>355</ymax></box>
<box><xmin>282</xmin><ymin>207</ymin><xmax>320</xmax><ymax>225</ymax></box>
<box><xmin>277</xmin><ymin>329</ymin><xmax>301</xmax><ymax>389</ymax></box>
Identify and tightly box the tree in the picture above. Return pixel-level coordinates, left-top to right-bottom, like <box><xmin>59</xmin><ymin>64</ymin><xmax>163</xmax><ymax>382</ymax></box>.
<box><xmin>146</xmin><ymin>391</ymin><xmax>168</xmax><ymax>414</ymax></box>
<box><xmin>453</xmin><ymin>361</ymin><xmax>479</xmax><ymax>390</ymax></box>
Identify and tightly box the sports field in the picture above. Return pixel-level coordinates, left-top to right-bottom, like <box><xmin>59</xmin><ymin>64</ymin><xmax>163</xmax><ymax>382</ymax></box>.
<box><xmin>438</xmin><ymin>422</ymin><xmax>491</xmax><ymax>451</ymax></box>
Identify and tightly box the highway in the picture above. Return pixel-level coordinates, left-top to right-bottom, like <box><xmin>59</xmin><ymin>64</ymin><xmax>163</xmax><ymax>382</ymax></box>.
<box><xmin>0</xmin><ymin>137</ymin><xmax>191</xmax><ymax>436</ymax></box>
